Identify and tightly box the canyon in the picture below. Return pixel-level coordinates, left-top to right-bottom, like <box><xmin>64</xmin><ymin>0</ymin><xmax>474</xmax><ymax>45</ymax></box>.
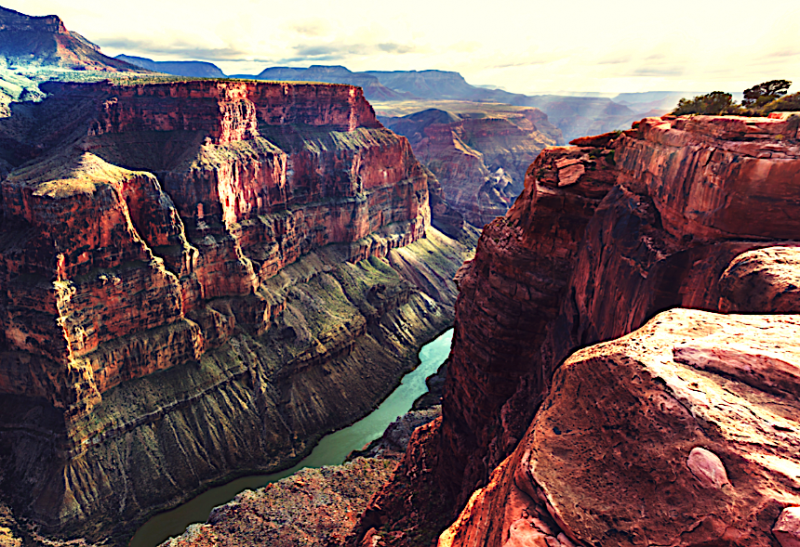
<box><xmin>235</xmin><ymin>66</ymin><xmax>657</xmax><ymax>143</ymax></box>
<box><xmin>3</xmin><ymin>6</ymin><xmax>800</xmax><ymax>547</ymax></box>
<box><xmin>352</xmin><ymin>112</ymin><xmax>800</xmax><ymax>546</ymax></box>
<box><xmin>380</xmin><ymin>104</ymin><xmax>562</xmax><ymax>227</ymax></box>
<box><xmin>0</xmin><ymin>77</ymin><xmax>474</xmax><ymax>545</ymax></box>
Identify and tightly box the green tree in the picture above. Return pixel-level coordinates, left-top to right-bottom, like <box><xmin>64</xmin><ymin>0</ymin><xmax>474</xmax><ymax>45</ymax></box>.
<box><xmin>672</xmin><ymin>91</ymin><xmax>736</xmax><ymax>115</ymax></box>
<box><xmin>742</xmin><ymin>79</ymin><xmax>792</xmax><ymax>107</ymax></box>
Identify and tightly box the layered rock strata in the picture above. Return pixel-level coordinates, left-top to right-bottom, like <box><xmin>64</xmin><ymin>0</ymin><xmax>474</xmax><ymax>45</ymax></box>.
<box><xmin>354</xmin><ymin>112</ymin><xmax>800</xmax><ymax>546</ymax></box>
<box><xmin>0</xmin><ymin>80</ymin><xmax>472</xmax><ymax>543</ymax></box>
<box><xmin>383</xmin><ymin>107</ymin><xmax>561</xmax><ymax>227</ymax></box>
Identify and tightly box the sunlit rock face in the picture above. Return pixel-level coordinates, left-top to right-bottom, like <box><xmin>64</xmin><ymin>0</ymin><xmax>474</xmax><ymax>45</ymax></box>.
<box><xmin>441</xmin><ymin>310</ymin><xmax>800</xmax><ymax>547</ymax></box>
<box><xmin>0</xmin><ymin>80</ymin><xmax>430</xmax><ymax>413</ymax></box>
<box><xmin>441</xmin><ymin>113</ymin><xmax>800</xmax><ymax>503</ymax></box>
<box><xmin>0</xmin><ymin>79</ymin><xmax>474</xmax><ymax>543</ymax></box>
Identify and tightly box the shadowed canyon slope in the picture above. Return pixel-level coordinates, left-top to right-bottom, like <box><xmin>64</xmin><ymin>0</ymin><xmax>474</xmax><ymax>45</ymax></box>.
<box><xmin>352</xmin><ymin>112</ymin><xmax>800</xmax><ymax>547</ymax></box>
<box><xmin>0</xmin><ymin>78</ymin><xmax>474</xmax><ymax>544</ymax></box>
<box><xmin>380</xmin><ymin>106</ymin><xmax>562</xmax><ymax>227</ymax></box>
<box><xmin>0</xmin><ymin>6</ymin><xmax>138</xmax><ymax>71</ymax></box>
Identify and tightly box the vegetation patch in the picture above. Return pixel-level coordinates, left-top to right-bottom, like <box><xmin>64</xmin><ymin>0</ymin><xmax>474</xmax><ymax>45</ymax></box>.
<box><xmin>672</xmin><ymin>80</ymin><xmax>797</xmax><ymax>116</ymax></box>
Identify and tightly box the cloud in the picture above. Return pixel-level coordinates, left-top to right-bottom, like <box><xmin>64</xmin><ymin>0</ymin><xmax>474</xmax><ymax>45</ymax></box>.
<box><xmin>99</xmin><ymin>36</ymin><xmax>249</xmax><ymax>61</ymax></box>
<box><xmin>377</xmin><ymin>42</ymin><xmax>417</xmax><ymax>54</ymax></box>
<box><xmin>596</xmin><ymin>55</ymin><xmax>630</xmax><ymax>66</ymax></box>
<box><xmin>484</xmin><ymin>52</ymin><xmax>569</xmax><ymax>70</ymax></box>
<box><xmin>291</xmin><ymin>19</ymin><xmax>331</xmax><ymax>38</ymax></box>
<box><xmin>291</xmin><ymin>40</ymin><xmax>423</xmax><ymax>60</ymax></box>
<box><xmin>293</xmin><ymin>44</ymin><xmax>343</xmax><ymax>58</ymax></box>
<box><xmin>629</xmin><ymin>66</ymin><xmax>687</xmax><ymax>77</ymax></box>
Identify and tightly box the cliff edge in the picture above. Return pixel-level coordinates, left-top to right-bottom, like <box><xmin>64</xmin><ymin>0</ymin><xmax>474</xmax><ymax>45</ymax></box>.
<box><xmin>353</xmin><ymin>112</ymin><xmax>800</xmax><ymax>546</ymax></box>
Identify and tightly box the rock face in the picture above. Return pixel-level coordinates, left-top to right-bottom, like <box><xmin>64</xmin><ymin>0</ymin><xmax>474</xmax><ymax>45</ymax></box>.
<box><xmin>443</xmin><ymin>113</ymin><xmax>800</xmax><ymax>502</ymax></box>
<box><xmin>0</xmin><ymin>6</ymin><xmax>139</xmax><ymax>71</ymax></box>
<box><xmin>384</xmin><ymin>107</ymin><xmax>561</xmax><ymax>227</ymax></box>
<box><xmin>441</xmin><ymin>310</ymin><xmax>800</xmax><ymax>547</ymax></box>
<box><xmin>353</xmin><ymin>112</ymin><xmax>800</xmax><ymax>546</ymax></box>
<box><xmin>0</xmin><ymin>79</ymin><xmax>473</xmax><ymax>544</ymax></box>
<box><xmin>719</xmin><ymin>246</ymin><xmax>800</xmax><ymax>312</ymax></box>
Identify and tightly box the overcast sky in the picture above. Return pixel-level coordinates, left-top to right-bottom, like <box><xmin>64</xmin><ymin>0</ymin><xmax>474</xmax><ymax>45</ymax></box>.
<box><xmin>5</xmin><ymin>0</ymin><xmax>800</xmax><ymax>95</ymax></box>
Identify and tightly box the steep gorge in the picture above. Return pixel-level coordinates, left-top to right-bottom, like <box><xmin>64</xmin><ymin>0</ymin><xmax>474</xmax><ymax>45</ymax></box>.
<box><xmin>0</xmin><ymin>79</ymin><xmax>473</xmax><ymax>544</ymax></box>
<box><xmin>354</xmin><ymin>112</ymin><xmax>800</xmax><ymax>546</ymax></box>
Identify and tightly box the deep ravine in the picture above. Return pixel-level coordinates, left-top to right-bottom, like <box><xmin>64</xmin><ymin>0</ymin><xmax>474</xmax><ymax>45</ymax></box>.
<box><xmin>133</xmin><ymin>329</ymin><xmax>454</xmax><ymax>547</ymax></box>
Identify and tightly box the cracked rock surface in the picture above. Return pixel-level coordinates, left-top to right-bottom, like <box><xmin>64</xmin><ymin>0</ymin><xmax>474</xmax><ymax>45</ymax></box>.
<box><xmin>441</xmin><ymin>309</ymin><xmax>800</xmax><ymax>547</ymax></box>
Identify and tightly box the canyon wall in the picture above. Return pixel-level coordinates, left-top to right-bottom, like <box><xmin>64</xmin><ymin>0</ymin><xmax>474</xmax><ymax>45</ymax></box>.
<box><xmin>383</xmin><ymin>107</ymin><xmax>561</xmax><ymax>228</ymax></box>
<box><xmin>354</xmin><ymin>112</ymin><xmax>800</xmax><ymax>546</ymax></box>
<box><xmin>0</xmin><ymin>80</ymin><xmax>473</xmax><ymax>544</ymax></box>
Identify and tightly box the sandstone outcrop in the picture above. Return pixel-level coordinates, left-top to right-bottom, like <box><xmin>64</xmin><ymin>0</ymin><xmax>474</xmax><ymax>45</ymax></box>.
<box><xmin>441</xmin><ymin>310</ymin><xmax>800</xmax><ymax>547</ymax></box>
<box><xmin>719</xmin><ymin>246</ymin><xmax>800</xmax><ymax>312</ymax></box>
<box><xmin>383</xmin><ymin>107</ymin><xmax>561</xmax><ymax>227</ymax></box>
<box><xmin>0</xmin><ymin>79</ymin><xmax>474</xmax><ymax>544</ymax></box>
<box><xmin>353</xmin><ymin>112</ymin><xmax>800</xmax><ymax>546</ymax></box>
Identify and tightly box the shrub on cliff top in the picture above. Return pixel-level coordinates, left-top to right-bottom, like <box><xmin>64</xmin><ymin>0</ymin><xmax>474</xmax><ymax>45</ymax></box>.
<box><xmin>672</xmin><ymin>80</ymin><xmax>796</xmax><ymax>117</ymax></box>
<box><xmin>759</xmin><ymin>91</ymin><xmax>800</xmax><ymax>114</ymax></box>
<box><xmin>742</xmin><ymin>79</ymin><xmax>791</xmax><ymax>107</ymax></box>
<box><xmin>672</xmin><ymin>91</ymin><xmax>738</xmax><ymax>115</ymax></box>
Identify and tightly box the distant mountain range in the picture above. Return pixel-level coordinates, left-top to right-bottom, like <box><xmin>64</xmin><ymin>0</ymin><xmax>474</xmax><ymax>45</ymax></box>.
<box><xmin>172</xmin><ymin>62</ymin><xmax>675</xmax><ymax>140</ymax></box>
<box><xmin>237</xmin><ymin>65</ymin><xmax>416</xmax><ymax>101</ymax></box>
<box><xmin>245</xmin><ymin>67</ymin><xmax>665</xmax><ymax>140</ymax></box>
<box><xmin>116</xmin><ymin>55</ymin><xmax>224</xmax><ymax>78</ymax></box>
<box><xmin>0</xmin><ymin>3</ymin><xmax>689</xmax><ymax>141</ymax></box>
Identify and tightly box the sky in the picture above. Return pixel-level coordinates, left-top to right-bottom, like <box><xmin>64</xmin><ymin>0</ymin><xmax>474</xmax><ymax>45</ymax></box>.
<box><xmin>5</xmin><ymin>0</ymin><xmax>800</xmax><ymax>96</ymax></box>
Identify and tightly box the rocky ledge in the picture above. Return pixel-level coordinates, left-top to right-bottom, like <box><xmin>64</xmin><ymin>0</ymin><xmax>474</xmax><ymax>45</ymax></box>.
<box><xmin>162</xmin><ymin>457</ymin><xmax>398</xmax><ymax>547</ymax></box>
<box><xmin>442</xmin><ymin>309</ymin><xmax>800</xmax><ymax>547</ymax></box>
<box><xmin>352</xmin><ymin>112</ymin><xmax>800</xmax><ymax>546</ymax></box>
<box><xmin>0</xmin><ymin>79</ymin><xmax>475</xmax><ymax>544</ymax></box>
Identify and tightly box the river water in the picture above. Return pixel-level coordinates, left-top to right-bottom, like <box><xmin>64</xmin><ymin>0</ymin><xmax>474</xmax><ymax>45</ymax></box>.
<box><xmin>129</xmin><ymin>328</ymin><xmax>454</xmax><ymax>547</ymax></box>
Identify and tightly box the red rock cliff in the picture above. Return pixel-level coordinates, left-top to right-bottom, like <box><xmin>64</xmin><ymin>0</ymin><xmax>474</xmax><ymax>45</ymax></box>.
<box><xmin>0</xmin><ymin>79</ymin><xmax>474</xmax><ymax>544</ymax></box>
<box><xmin>353</xmin><ymin>112</ymin><xmax>800</xmax><ymax>546</ymax></box>
<box><xmin>0</xmin><ymin>80</ymin><xmax>429</xmax><ymax>416</ymax></box>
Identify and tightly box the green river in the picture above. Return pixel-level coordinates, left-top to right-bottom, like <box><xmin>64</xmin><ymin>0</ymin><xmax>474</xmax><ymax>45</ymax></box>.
<box><xmin>129</xmin><ymin>328</ymin><xmax>453</xmax><ymax>547</ymax></box>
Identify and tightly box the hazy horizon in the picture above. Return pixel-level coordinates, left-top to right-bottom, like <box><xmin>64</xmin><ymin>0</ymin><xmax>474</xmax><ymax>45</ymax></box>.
<box><xmin>3</xmin><ymin>0</ymin><xmax>799</xmax><ymax>97</ymax></box>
